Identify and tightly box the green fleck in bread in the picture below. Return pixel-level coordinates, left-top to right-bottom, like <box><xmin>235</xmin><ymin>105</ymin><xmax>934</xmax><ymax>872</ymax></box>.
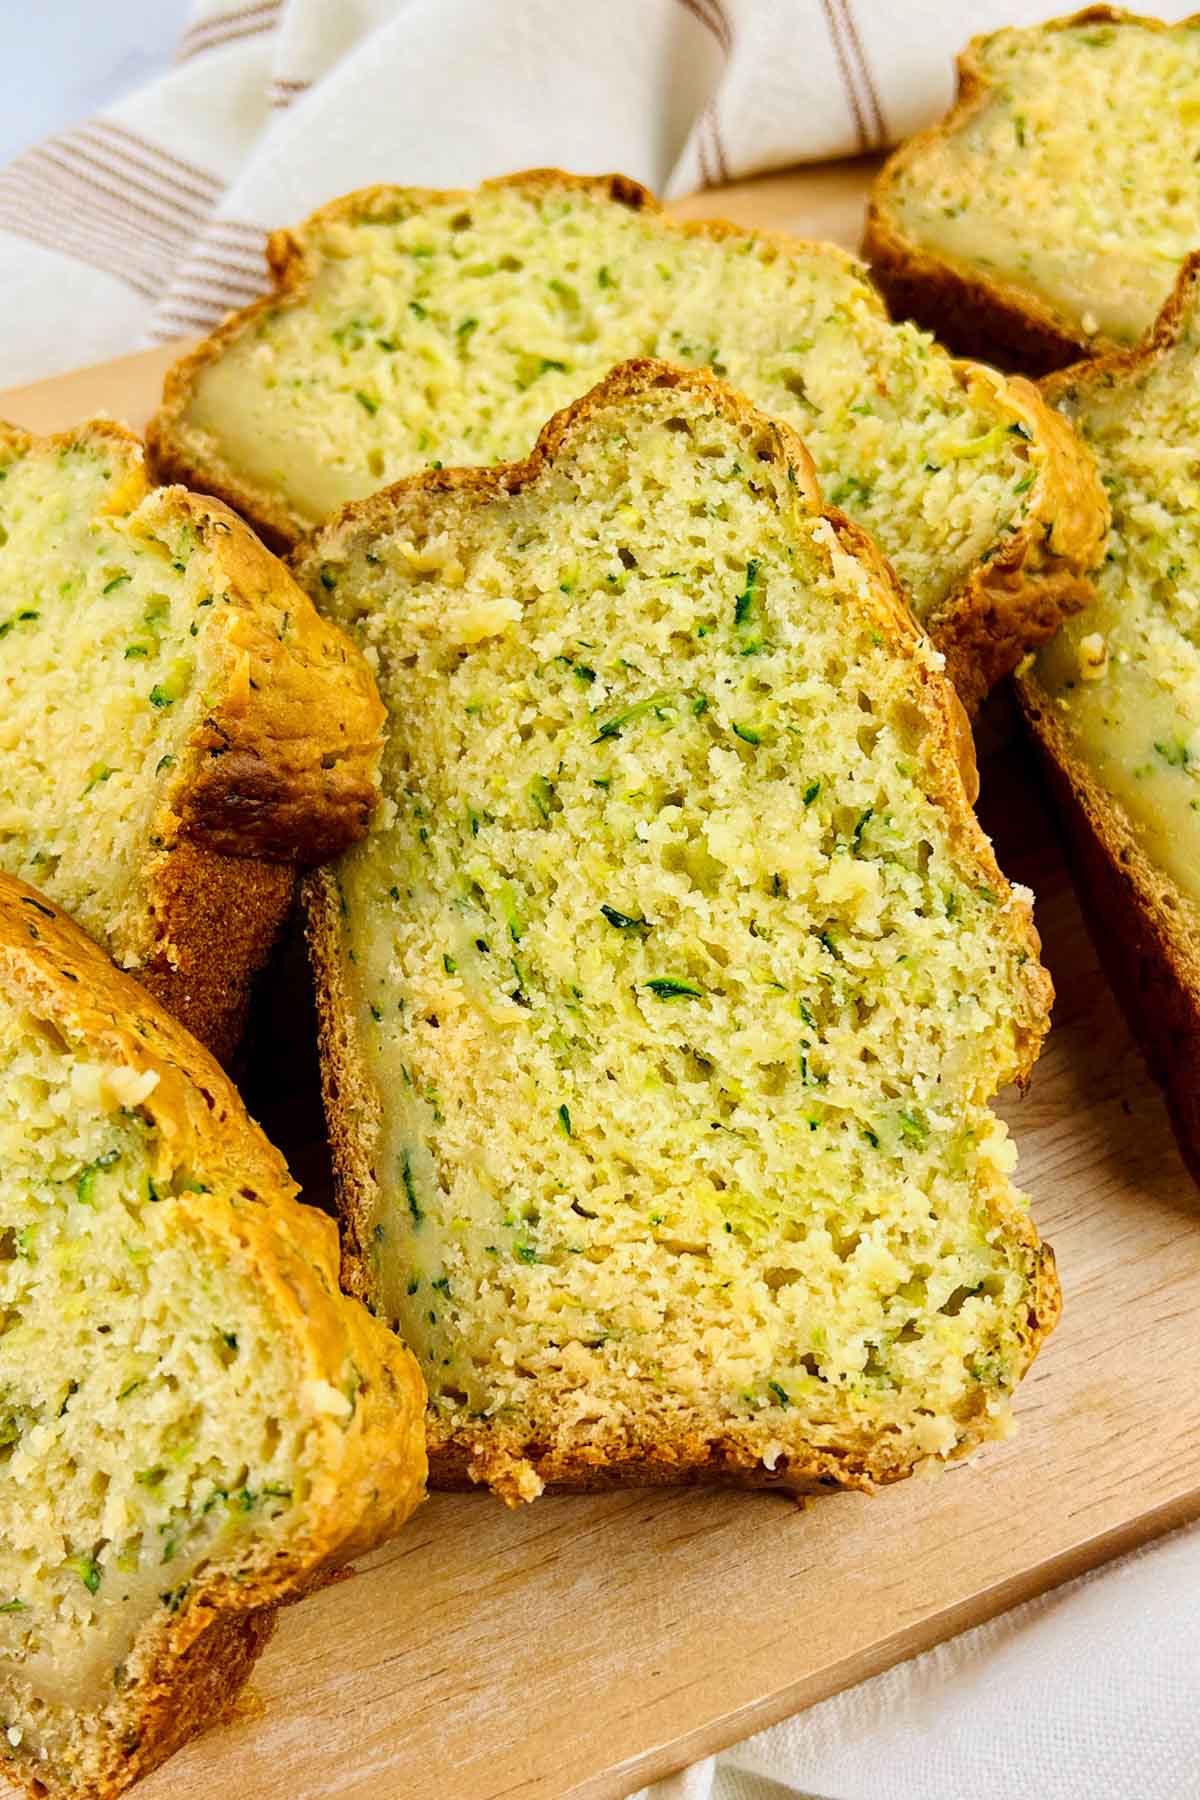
<box><xmin>0</xmin><ymin>872</ymin><xmax>426</xmax><ymax>1800</ymax></box>
<box><xmin>147</xmin><ymin>170</ymin><xmax>1107</xmax><ymax>708</ymax></box>
<box><xmin>866</xmin><ymin>8</ymin><xmax>1200</xmax><ymax>373</ymax></box>
<box><xmin>293</xmin><ymin>360</ymin><xmax>1060</xmax><ymax>1506</ymax></box>
<box><xmin>1019</xmin><ymin>253</ymin><xmax>1200</xmax><ymax>1178</ymax></box>
<box><xmin>0</xmin><ymin>420</ymin><xmax>385</xmax><ymax>1059</ymax></box>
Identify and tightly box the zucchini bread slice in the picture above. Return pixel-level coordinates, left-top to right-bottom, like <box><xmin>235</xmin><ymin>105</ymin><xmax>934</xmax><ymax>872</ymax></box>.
<box><xmin>148</xmin><ymin>170</ymin><xmax>1107</xmax><ymax>708</ymax></box>
<box><xmin>0</xmin><ymin>420</ymin><xmax>384</xmax><ymax>1059</ymax></box>
<box><xmin>1019</xmin><ymin>254</ymin><xmax>1200</xmax><ymax>1179</ymax></box>
<box><xmin>865</xmin><ymin>8</ymin><xmax>1200</xmax><ymax>374</ymax></box>
<box><xmin>295</xmin><ymin>360</ymin><xmax>1060</xmax><ymax>1506</ymax></box>
<box><xmin>0</xmin><ymin>872</ymin><xmax>426</xmax><ymax>1800</ymax></box>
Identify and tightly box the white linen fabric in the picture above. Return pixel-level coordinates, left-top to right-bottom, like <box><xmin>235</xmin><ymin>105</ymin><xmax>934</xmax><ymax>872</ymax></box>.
<box><xmin>0</xmin><ymin>0</ymin><xmax>1190</xmax><ymax>386</ymax></box>
<box><xmin>633</xmin><ymin>1523</ymin><xmax>1200</xmax><ymax>1800</ymax></box>
<box><xmin>0</xmin><ymin>4</ymin><xmax>1198</xmax><ymax>1797</ymax></box>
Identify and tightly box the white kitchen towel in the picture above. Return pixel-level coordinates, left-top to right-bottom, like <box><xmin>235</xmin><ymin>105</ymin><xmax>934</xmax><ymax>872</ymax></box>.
<box><xmin>633</xmin><ymin>1521</ymin><xmax>1200</xmax><ymax>1800</ymax></box>
<box><xmin>0</xmin><ymin>0</ymin><xmax>1194</xmax><ymax>387</ymax></box>
<box><xmin>2</xmin><ymin>6</ymin><xmax>1200</xmax><ymax>1800</ymax></box>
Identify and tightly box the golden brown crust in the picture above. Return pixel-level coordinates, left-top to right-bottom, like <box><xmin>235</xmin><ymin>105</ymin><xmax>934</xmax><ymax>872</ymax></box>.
<box><xmin>303</xmin><ymin>863</ymin><xmax>380</xmax><ymax>1316</ymax></box>
<box><xmin>932</xmin><ymin>371</ymin><xmax>1110</xmax><ymax>712</ymax></box>
<box><xmin>1019</xmin><ymin>675</ymin><xmax>1200</xmax><ymax>1182</ymax></box>
<box><xmin>147</xmin><ymin>168</ymin><xmax>1107</xmax><ymax>707</ymax></box>
<box><xmin>0</xmin><ymin>416</ymin><xmax>384</xmax><ymax>863</ymax></box>
<box><xmin>1017</xmin><ymin>251</ymin><xmax>1200</xmax><ymax>1179</ymax></box>
<box><xmin>1041</xmin><ymin>247</ymin><xmax>1200</xmax><ymax>405</ymax></box>
<box><xmin>1</xmin><ymin>1607</ymin><xmax>279</xmax><ymax>1800</ymax></box>
<box><xmin>172</xmin><ymin>487</ymin><xmax>383</xmax><ymax>862</ymax></box>
<box><xmin>0</xmin><ymin>870</ymin><xmax>427</xmax><ymax>1800</ymax></box>
<box><xmin>147</xmin><ymin>171</ymin><xmax>657</xmax><ymax>554</ymax></box>
<box><xmin>0</xmin><ymin>418</ymin><xmax>385</xmax><ymax>1060</ymax></box>
<box><xmin>428</xmin><ymin>1196</ymin><xmax>1060</xmax><ymax>1503</ymax></box>
<box><xmin>301</xmin><ymin>358</ymin><xmax>1059</xmax><ymax>1504</ymax></box>
<box><xmin>420</xmin><ymin>1150</ymin><xmax>1059</xmax><ymax>1505</ymax></box>
<box><xmin>864</xmin><ymin>7</ymin><xmax>1197</xmax><ymax>374</ymax></box>
<box><xmin>137</xmin><ymin>838</ymin><xmax>295</xmax><ymax>1064</ymax></box>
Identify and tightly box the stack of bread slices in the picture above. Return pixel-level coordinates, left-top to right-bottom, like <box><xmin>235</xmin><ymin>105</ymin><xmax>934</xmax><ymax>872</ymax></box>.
<box><xmin>14</xmin><ymin>12</ymin><xmax>1200</xmax><ymax>1774</ymax></box>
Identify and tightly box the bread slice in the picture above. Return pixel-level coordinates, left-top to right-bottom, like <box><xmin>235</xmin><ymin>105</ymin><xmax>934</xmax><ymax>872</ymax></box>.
<box><xmin>147</xmin><ymin>170</ymin><xmax>1107</xmax><ymax>709</ymax></box>
<box><xmin>0</xmin><ymin>871</ymin><xmax>426</xmax><ymax>1800</ymax></box>
<box><xmin>1018</xmin><ymin>254</ymin><xmax>1200</xmax><ymax>1177</ymax></box>
<box><xmin>865</xmin><ymin>8</ymin><xmax>1200</xmax><ymax>374</ymax></box>
<box><xmin>294</xmin><ymin>359</ymin><xmax>1060</xmax><ymax>1506</ymax></box>
<box><xmin>0</xmin><ymin>420</ymin><xmax>385</xmax><ymax>1059</ymax></box>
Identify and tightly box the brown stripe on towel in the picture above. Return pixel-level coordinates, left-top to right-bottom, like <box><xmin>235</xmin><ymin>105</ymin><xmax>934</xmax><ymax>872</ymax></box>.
<box><xmin>152</xmin><ymin>221</ymin><xmax>271</xmax><ymax>337</ymax></box>
<box><xmin>177</xmin><ymin>0</ymin><xmax>282</xmax><ymax>62</ymax></box>
<box><xmin>82</xmin><ymin>120</ymin><xmax>224</xmax><ymax>203</ymax></box>
<box><xmin>818</xmin><ymin>0</ymin><xmax>869</xmax><ymax>153</ymax></box>
<box><xmin>26</xmin><ymin>141</ymin><xmax>211</xmax><ymax>234</ymax></box>
<box><xmin>154</xmin><ymin>300</ymin><xmax>238</xmax><ymax>335</ymax></box>
<box><xmin>200</xmin><ymin>222</ymin><xmax>271</xmax><ymax>274</ymax></box>
<box><xmin>694</xmin><ymin>109</ymin><xmax>715</xmax><ymax>189</ymax></box>
<box><xmin>206</xmin><ymin>217</ymin><xmax>269</xmax><ymax>241</ymax></box>
<box><xmin>837</xmin><ymin>0</ymin><xmax>887</xmax><ymax>146</ymax></box>
<box><xmin>187</xmin><ymin>244</ymin><xmax>269</xmax><ymax>278</ymax></box>
<box><xmin>1</xmin><ymin>148</ymin><xmax>196</xmax><ymax>257</ymax></box>
<box><xmin>0</xmin><ymin>188</ymin><xmax>165</xmax><ymax>301</ymax></box>
<box><xmin>269</xmin><ymin>77</ymin><xmax>312</xmax><ymax>110</ymax></box>
<box><xmin>169</xmin><ymin>269</ymin><xmax>266</xmax><ymax>306</ymax></box>
<box><xmin>706</xmin><ymin>0</ymin><xmax>734</xmax><ymax>55</ymax></box>
<box><xmin>672</xmin><ymin>0</ymin><xmax>731</xmax><ymax>56</ymax></box>
<box><xmin>706</xmin><ymin>100</ymin><xmax>731</xmax><ymax>186</ymax></box>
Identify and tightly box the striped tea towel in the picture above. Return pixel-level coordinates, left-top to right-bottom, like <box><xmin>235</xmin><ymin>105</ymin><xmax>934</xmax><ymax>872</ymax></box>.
<box><xmin>2</xmin><ymin>0</ymin><xmax>1195</xmax><ymax>387</ymax></box>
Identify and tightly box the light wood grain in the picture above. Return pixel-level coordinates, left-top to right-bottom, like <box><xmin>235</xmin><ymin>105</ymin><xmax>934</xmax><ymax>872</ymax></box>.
<box><xmin>2</xmin><ymin>162</ymin><xmax>1198</xmax><ymax>1800</ymax></box>
<box><xmin>0</xmin><ymin>341</ymin><xmax>188</xmax><ymax>439</ymax></box>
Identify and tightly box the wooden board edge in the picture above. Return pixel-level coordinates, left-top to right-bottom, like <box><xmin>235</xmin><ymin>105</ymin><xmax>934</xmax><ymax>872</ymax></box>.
<box><xmin>584</xmin><ymin>1485</ymin><xmax>1200</xmax><ymax>1799</ymax></box>
<box><xmin>0</xmin><ymin>341</ymin><xmax>195</xmax><ymax>438</ymax></box>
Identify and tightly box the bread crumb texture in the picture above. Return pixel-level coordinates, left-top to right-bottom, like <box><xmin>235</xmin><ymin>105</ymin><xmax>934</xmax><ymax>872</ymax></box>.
<box><xmin>159</xmin><ymin>175</ymin><xmax>1079</xmax><ymax>644</ymax></box>
<box><xmin>876</xmin><ymin>11</ymin><xmax>1200</xmax><ymax>348</ymax></box>
<box><xmin>0</xmin><ymin>429</ymin><xmax>208</xmax><ymax>961</ymax></box>
<box><xmin>0</xmin><ymin>420</ymin><xmax>384</xmax><ymax>1051</ymax></box>
<box><xmin>0</xmin><ymin>876</ymin><xmax>425</xmax><ymax>1800</ymax></box>
<box><xmin>1034</xmin><ymin>261</ymin><xmax>1200</xmax><ymax>909</ymax></box>
<box><xmin>299</xmin><ymin>364</ymin><xmax>1058</xmax><ymax>1504</ymax></box>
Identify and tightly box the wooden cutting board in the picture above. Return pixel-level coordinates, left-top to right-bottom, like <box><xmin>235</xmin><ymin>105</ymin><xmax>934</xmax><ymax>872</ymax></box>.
<box><xmin>3</xmin><ymin>159</ymin><xmax>1199</xmax><ymax>1800</ymax></box>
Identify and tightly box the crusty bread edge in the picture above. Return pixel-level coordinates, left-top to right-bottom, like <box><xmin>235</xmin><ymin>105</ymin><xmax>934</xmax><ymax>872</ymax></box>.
<box><xmin>147</xmin><ymin>171</ymin><xmax>660</xmax><ymax>553</ymax></box>
<box><xmin>863</xmin><ymin>6</ymin><xmax>1200</xmax><ymax>373</ymax></box>
<box><xmin>1019</xmin><ymin>675</ymin><xmax>1200</xmax><ymax>1183</ymax></box>
<box><xmin>0</xmin><ymin>416</ymin><xmax>388</xmax><ymax>1060</ymax></box>
<box><xmin>0</xmin><ymin>872</ymin><xmax>427</xmax><ymax>1800</ymax></box>
<box><xmin>1017</xmin><ymin>250</ymin><xmax>1200</xmax><ymax>1181</ymax></box>
<box><xmin>301</xmin><ymin>358</ymin><xmax>1061</xmax><ymax>1505</ymax></box>
<box><xmin>146</xmin><ymin>167</ymin><xmax>1107</xmax><ymax>708</ymax></box>
<box><xmin>137</xmin><ymin>837</ymin><xmax>295</xmax><ymax>1064</ymax></box>
<box><xmin>931</xmin><ymin>365</ymin><xmax>1108</xmax><ymax>713</ymax></box>
<box><xmin>172</xmin><ymin>480</ymin><xmax>384</xmax><ymax>863</ymax></box>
